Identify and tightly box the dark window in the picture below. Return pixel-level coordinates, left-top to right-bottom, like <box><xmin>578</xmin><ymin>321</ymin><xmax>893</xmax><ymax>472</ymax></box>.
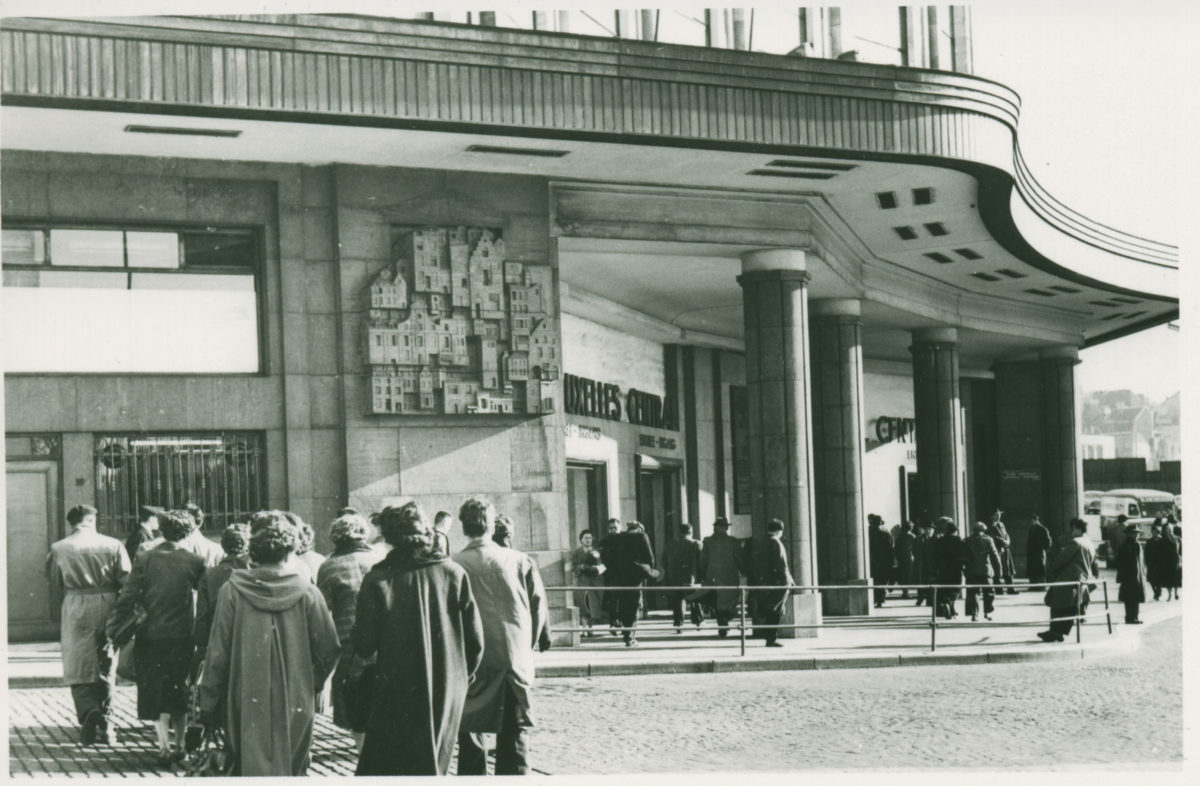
<box><xmin>911</xmin><ymin>187</ymin><xmax>935</xmax><ymax>205</ymax></box>
<box><xmin>94</xmin><ymin>433</ymin><xmax>266</xmax><ymax>536</ymax></box>
<box><xmin>729</xmin><ymin>386</ymin><xmax>752</xmax><ymax>515</ymax></box>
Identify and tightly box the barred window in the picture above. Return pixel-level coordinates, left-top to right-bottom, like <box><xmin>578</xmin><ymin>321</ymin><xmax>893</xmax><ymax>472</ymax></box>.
<box><xmin>95</xmin><ymin>433</ymin><xmax>265</xmax><ymax>536</ymax></box>
<box><xmin>2</xmin><ymin>225</ymin><xmax>261</xmax><ymax>373</ymax></box>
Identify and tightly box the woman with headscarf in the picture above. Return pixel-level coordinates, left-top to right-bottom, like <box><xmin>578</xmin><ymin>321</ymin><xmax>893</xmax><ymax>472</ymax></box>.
<box><xmin>109</xmin><ymin>509</ymin><xmax>206</xmax><ymax>766</ymax></box>
<box><xmin>197</xmin><ymin>511</ymin><xmax>340</xmax><ymax>776</ymax></box>
<box><xmin>314</xmin><ymin>513</ymin><xmax>381</xmax><ymax>750</ymax></box>
<box><xmin>354</xmin><ymin>502</ymin><xmax>484</xmax><ymax>776</ymax></box>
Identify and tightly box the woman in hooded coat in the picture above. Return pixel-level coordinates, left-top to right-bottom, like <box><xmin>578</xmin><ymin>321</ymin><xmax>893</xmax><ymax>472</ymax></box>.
<box><xmin>353</xmin><ymin>502</ymin><xmax>484</xmax><ymax>776</ymax></box>
<box><xmin>197</xmin><ymin>512</ymin><xmax>340</xmax><ymax>776</ymax></box>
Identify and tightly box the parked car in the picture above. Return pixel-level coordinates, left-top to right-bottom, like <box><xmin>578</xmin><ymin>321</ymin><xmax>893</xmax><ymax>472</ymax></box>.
<box><xmin>1097</xmin><ymin>488</ymin><xmax>1178</xmax><ymax>565</ymax></box>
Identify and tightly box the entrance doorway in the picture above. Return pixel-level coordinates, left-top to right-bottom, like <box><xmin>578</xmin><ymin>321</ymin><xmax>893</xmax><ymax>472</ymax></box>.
<box><xmin>567</xmin><ymin>461</ymin><xmax>608</xmax><ymax>546</ymax></box>
<box><xmin>636</xmin><ymin>462</ymin><xmax>681</xmax><ymax>611</ymax></box>
<box><xmin>6</xmin><ymin>458</ymin><xmax>61</xmax><ymax>641</ymax></box>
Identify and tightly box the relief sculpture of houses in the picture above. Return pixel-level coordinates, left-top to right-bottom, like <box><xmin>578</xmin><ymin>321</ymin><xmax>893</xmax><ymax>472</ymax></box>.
<box><xmin>367</xmin><ymin>226</ymin><xmax>559</xmax><ymax>415</ymax></box>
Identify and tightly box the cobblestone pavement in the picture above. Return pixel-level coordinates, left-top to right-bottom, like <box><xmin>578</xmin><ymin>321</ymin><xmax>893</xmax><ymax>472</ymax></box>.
<box><xmin>531</xmin><ymin>615</ymin><xmax>1182</xmax><ymax>773</ymax></box>
<box><xmin>9</xmin><ymin>617</ymin><xmax>1181</xmax><ymax>776</ymax></box>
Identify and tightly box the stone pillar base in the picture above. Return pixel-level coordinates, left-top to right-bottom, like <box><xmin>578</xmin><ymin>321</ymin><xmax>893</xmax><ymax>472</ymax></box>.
<box><xmin>821</xmin><ymin>579</ymin><xmax>871</xmax><ymax>616</ymax></box>
<box><xmin>548</xmin><ymin>604</ymin><xmax>580</xmax><ymax>648</ymax></box>
<box><xmin>780</xmin><ymin>592</ymin><xmax>823</xmax><ymax>639</ymax></box>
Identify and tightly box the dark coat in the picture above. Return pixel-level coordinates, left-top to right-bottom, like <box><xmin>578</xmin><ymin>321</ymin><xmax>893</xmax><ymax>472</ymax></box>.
<box><xmin>195</xmin><ymin>554</ymin><xmax>251</xmax><ymax>651</ymax></box>
<box><xmin>699</xmin><ymin>532</ymin><xmax>744</xmax><ymax>609</ymax></box>
<box><xmin>113</xmin><ymin>541</ymin><xmax>206</xmax><ymax>641</ymax></box>
<box><xmin>1145</xmin><ymin>535</ymin><xmax>1180</xmax><ymax>589</ymax></box>
<box><xmin>606</xmin><ymin>530</ymin><xmax>655</xmax><ymax>587</ymax></box>
<box><xmin>1026</xmin><ymin>522</ymin><xmax>1053</xmax><ymax>582</ymax></box>
<box><xmin>869</xmin><ymin>526</ymin><xmax>895</xmax><ymax>582</ymax></box>
<box><xmin>933</xmin><ymin>534</ymin><xmax>968</xmax><ymax>599</ymax></box>
<box><xmin>894</xmin><ymin>530</ymin><xmax>917</xmax><ymax>583</ymax></box>
<box><xmin>663</xmin><ymin>537</ymin><xmax>702</xmax><ymax>586</ymax></box>
<box><xmin>123</xmin><ymin>525</ymin><xmax>156</xmax><ymax>566</ymax></box>
<box><xmin>354</xmin><ymin>551</ymin><xmax>484</xmax><ymax>776</ymax></box>
<box><xmin>1115</xmin><ymin>537</ymin><xmax>1146</xmax><ymax>603</ymax></box>
<box><xmin>914</xmin><ymin>534</ymin><xmax>938</xmax><ymax>582</ymax></box>
<box><xmin>749</xmin><ymin>536</ymin><xmax>792</xmax><ymax>612</ymax></box>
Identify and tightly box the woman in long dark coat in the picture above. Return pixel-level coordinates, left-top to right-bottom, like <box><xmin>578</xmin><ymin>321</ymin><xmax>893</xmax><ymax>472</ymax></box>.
<box><xmin>1115</xmin><ymin>522</ymin><xmax>1146</xmax><ymax>624</ymax></box>
<box><xmin>1161</xmin><ymin>525</ymin><xmax>1182</xmax><ymax>600</ymax></box>
<box><xmin>110</xmin><ymin>509</ymin><xmax>205</xmax><ymax>765</ymax></box>
<box><xmin>932</xmin><ymin>517</ymin><xmax>968</xmax><ymax>620</ymax></box>
<box><xmin>353</xmin><ymin>503</ymin><xmax>485</xmax><ymax>776</ymax></box>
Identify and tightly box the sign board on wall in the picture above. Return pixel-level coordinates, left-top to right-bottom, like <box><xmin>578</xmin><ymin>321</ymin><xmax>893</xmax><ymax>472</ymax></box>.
<box><xmin>563</xmin><ymin>373</ymin><xmax>678</xmax><ymax>430</ymax></box>
<box><xmin>366</xmin><ymin>226</ymin><xmax>559</xmax><ymax>416</ymax></box>
<box><xmin>729</xmin><ymin>385</ymin><xmax>751</xmax><ymax>514</ymax></box>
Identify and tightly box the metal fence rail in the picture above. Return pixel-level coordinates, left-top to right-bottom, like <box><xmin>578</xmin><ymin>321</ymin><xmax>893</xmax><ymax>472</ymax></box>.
<box><xmin>545</xmin><ymin>580</ymin><xmax>1113</xmax><ymax>656</ymax></box>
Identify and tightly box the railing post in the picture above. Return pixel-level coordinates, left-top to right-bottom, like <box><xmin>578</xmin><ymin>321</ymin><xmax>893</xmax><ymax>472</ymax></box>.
<box><xmin>930</xmin><ymin>585</ymin><xmax>937</xmax><ymax>651</ymax></box>
<box><xmin>739</xmin><ymin>586</ymin><xmax>747</xmax><ymax>657</ymax></box>
<box><xmin>1102</xmin><ymin>579</ymin><xmax>1113</xmax><ymax>634</ymax></box>
<box><xmin>1075</xmin><ymin>580</ymin><xmax>1083</xmax><ymax>644</ymax></box>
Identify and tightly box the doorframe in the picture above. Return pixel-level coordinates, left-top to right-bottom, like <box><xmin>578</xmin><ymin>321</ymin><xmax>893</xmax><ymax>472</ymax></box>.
<box><xmin>5</xmin><ymin>436</ymin><xmax>65</xmax><ymax>640</ymax></box>
<box><xmin>566</xmin><ymin>459</ymin><xmax>609</xmax><ymax>545</ymax></box>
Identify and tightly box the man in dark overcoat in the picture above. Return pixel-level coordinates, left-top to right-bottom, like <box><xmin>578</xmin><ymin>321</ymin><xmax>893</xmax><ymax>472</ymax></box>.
<box><xmin>1115</xmin><ymin>521</ymin><xmax>1146</xmax><ymax>624</ymax></box>
<box><xmin>749</xmin><ymin>519</ymin><xmax>794</xmax><ymax>646</ymax></box>
<box><xmin>606</xmin><ymin>520</ymin><xmax>655</xmax><ymax>647</ymax></box>
<box><xmin>1038</xmin><ymin>517</ymin><xmax>1098</xmax><ymax>642</ymax></box>
<box><xmin>663</xmin><ymin>522</ymin><xmax>703</xmax><ymax>631</ymax></box>
<box><xmin>1025</xmin><ymin>514</ymin><xmax>1053</xmax><ymax>592</ymax></box>
<box><xmin>868</xmin><ymin>514</ymin><xmax>895</xmax><ymax>608</ymax></box>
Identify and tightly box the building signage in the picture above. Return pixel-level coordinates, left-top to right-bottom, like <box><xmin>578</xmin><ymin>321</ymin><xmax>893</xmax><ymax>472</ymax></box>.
<box><xmin>873</xmin><ymin>416</ymin><xmax>917</xmax><ymax>444</ymax></box>
<box><xmin>564</xmin><ymin>423</ymin><xmax>602</xmax><ymax>441</ymax></box>
<box><xmin>1001</xmin><ymin>469</ymin><xmax>1041</xmax><ymax>481</ymax></box>
<box><xmin>563</xmin><ymin>373</ymin><xmax>677</xmax><ymax>430</ymax></box>
<box><xmin>639</xmin><ymin>434</ymin><xmax>677</xmax><ymax>450</ymax></box>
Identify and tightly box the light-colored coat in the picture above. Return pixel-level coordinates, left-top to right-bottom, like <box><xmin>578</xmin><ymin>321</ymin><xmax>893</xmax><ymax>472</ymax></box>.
<box><xmin>45</xmin><ymin>526</ymin><xmax>131</xmax><ymax>684</ymax></box>
<box><xmin>198</xmin><ymin>562</ymin><xmax>340</xmax><ymax>776</ymax></box>
<box><xmin>453</xmin><ymin>540</ymin><xmax>546</xmax><ymax>734</ymax></box>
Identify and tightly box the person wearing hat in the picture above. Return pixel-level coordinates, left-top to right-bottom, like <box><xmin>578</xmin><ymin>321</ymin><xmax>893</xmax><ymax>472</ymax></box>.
<box><xmin>1115</xmin><ymin>520</ymin><xmax>1147</xmax><ymax>624</ymax></box>
<box><xmin>868</xmin><ymin>514</ymin><xmax>895</xmax><ymax>608</ymax></box>
<box><xmin>964</xmin><ymin>521</ymin><xmax>1001</xmax><ymax>621</ymax></box>
<box><xmin>748</xmin><ymin>518</ymin><xmax>794</xmax><ymax>646</ymax></box>
<box><xmin>1025</xmin><ymin>513</ymin><xmax>1053</xmax><ymax>592</ymax></box>
<box><xmin>932</xmin><ymin>517</ymin><xmax>968</xmax><ymax>619</ymax></box>
<box><xmin>125</xmin><ymin>505</ymin><xmax>163</xmax><ymax>562</ymax></box>
<box><xmin>699</xmin><ymin>517</ymin><xmax>744</xmax><ymax>637</ymax></box>
<box><xmin>987</xmin><ymin>508</ymin><xmax>1018</xmax><ymax>595</ymax></box>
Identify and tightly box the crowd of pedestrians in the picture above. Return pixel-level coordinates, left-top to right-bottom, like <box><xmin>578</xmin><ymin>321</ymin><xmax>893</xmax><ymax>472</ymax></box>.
<box><xmin>44</xmin><ymin>498</ymin><xmax>549</xmax><ymax>776</ymax></box>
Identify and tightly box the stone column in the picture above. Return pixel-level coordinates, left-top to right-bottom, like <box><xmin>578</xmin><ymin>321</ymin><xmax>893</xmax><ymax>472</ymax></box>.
<box><xmin>1039</xmin><ymin>345</ymin><xmax>1082</xmax><ymax>543</ymax></box>
<box><xmin>810</xmin><ymin>298</ymin><xmax>870</xmax><ymax>615</ymax></box>
<box><xmin>910</xmin><ymin>327</ymin><xmax>966</xmax><ymax>530</ymax></box>
<box><xmin>738</xmin><ymin>249</ymin><xmax>820</xmax><ymax>636</ymax></box>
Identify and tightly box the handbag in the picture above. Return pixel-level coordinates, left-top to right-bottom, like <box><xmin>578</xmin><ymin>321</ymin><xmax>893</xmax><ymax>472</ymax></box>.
<box><xmin>115</xmin><ymin>641</ymin><xmax>137</xmax><ymax>683</ymax></box>
<box><xmin>342</xmin><ymin>661</ymin><xmax>378</xmax><ymax>731</ymax></box>
<box><xmin>183</xmin><ymin>727</ymin><xmax>233</xmax><ymax>777</ymax></box>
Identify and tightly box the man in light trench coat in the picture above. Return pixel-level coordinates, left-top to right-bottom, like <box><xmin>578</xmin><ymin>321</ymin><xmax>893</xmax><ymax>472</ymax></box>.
<box><xmin>453</xmin><ymin>498</ymin><xmax>547</xmax><ymax>775</ymax></box>
<box><xmin>45</xmin><ymin>504</ymin><xmax>131</xmax><ymax>745</ymax></box>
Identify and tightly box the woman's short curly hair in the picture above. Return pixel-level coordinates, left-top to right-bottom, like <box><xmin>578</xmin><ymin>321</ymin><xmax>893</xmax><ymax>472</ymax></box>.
<box><xmin>329</xmin><ymin>514</ymin><xmax>371</xmax><ymax>549</ymax></box>
<box><xmin>160</xmin><ymin>510</ymin><xmax>197</xmax><ymax>542</ymax></box>
<box><xmin>249</xmin><ymin>509</ymin><xmax>289</xmax><ymax>534</ymax></box>
<box><xmin>248</xmin><ymin>517</ymin><xmax>299</xmax><ymax>565</ymax></box>
<box><xmin>377</xmin><ymin>502</ymin><xmax>428</xmax><ymax>546</ymax></box>
<box><xmin>221</xmin><ymin>523</ymin><xmax>251</xmax><ymax>557</ymax></box>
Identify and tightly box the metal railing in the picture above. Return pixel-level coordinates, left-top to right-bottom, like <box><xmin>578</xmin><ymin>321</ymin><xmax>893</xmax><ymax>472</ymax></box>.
<box><xmin>546</xmin><ymin>579</ymin><xmax>1113</xmax><ymax>656</ymax></box>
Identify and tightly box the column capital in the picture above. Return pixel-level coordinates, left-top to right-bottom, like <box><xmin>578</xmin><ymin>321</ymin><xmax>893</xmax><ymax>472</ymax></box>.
<box><xmin>911</xmin><ymin>326</ymin><xmax>958</xmax><ymax>346</ymax></box>
<box><xmin>740</xmin><ymin>248</ymin><xmax>807</xmax><ymax>274</ymax></box>
<box><xmin>810</xmin><ymin>298</ymin><xmax>861</xmax><ymax>319</ymax></box>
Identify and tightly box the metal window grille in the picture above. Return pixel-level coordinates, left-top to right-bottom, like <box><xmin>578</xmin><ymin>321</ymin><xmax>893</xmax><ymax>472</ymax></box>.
<box><xmin>95</xmin><ymin>433</ymin><xmax>265</xmax><ymax>536</ymax></box>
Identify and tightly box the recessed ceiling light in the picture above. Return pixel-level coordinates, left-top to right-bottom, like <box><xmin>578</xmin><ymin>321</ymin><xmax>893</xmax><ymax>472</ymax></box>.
<box><xmin>764</xmin><ymin>159</ymin><xmax>856</xmax><ymax>171</ymax></box>
<box><xmin>465</xmin><ymin>144</ymin><xmax>569</xmax><ymax>157</ymax></box>
<box><xmin>124</xmin><ymin>125</ymin><xmax>241</xmax><ymax>138</ymax></box>
<box><xmin>893</xmin><ymin>226</ymin><xmax>918</xmax><ymax>240</ymax></box>
<box><xmin>924</xmin><ymin>252</ymin><xmax>954</xmax><ymax>264</ymax></box>
<box><xmin>747</xmin><ymin>169</ymin><xmax>836</xmax><ymax>180</ymax></box>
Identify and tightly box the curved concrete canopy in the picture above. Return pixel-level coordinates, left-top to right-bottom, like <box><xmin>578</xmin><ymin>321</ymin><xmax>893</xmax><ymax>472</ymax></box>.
<box><xmin>0</xmin><ymin>14</ymin><xmax>1176</xmax><ymax>353</ymax></box>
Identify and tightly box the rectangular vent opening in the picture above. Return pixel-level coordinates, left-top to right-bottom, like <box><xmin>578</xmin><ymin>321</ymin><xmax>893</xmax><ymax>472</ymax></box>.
<box><xmin>1124</xmin><ymin>311</ymin><xmax>1148</xmax><ymax>320</ymax></box>
<box><xmin>1048</xmin><ymin>285</ymin><xmax>1082</xmax><ymax>294</ymax></box>
<box><xmin>893</xmin><ymin>226</ymin><xmax>918</xmax><ymax>240</ymax></box>
<box><xmin>765</xmin><ymin>159</ymin><xmax>856</xmax><ymax>171</ymax></box>
<box><xmin>876</xmin><ymin>191</ymin><xmax>898</xmax><ymax>209</ymax></box>
<box><xmin>1102</xmin><ymin>312</ymin><xmax>1126</xmax><ymax>321</ymax></box>
<box><xmin>1089</xmin><ymin>300</ymin><xmax>1119</xmax><ymax>307</ymax></box>
<box><xmin>923</xmin><ymin>222</ymin><xmax>948</xmax><ymax>236</ymax></box>
<box><xmin>1109</xmin><ymin>296</ymin><xmax>1142</xmax><ymax>305</ymax></box>
<box><xmin>912</xmin><ymin>187</ymin><xmax>934</xmax><ymax>205</ymax></box>
<box><xmin>125</xmin><ymin>125</ymin><xmax>242</xmax><ymax>138</ymax></box>
<box><xmin>996</xmin><ymin>269</ymin><xmax>1027</xmax><ymax>279</ymax></box>
<box><xmin>971</xmin><ymin>272</ymin><xmax>1001</xmax><ymax>282</ymax></box>
<box><xmin>465</xmin><ymin>144</ymin><xmax>570</xmax><ymax>157</ymax></box>
<box><xmin>1024</xmin><ymin>289</ymin><xmax>1057</xmax><ymax>297</ymax></box>
<box><xmin>954</xmin><ymin>248</ymin><xmax>983</xmax><ymax>260</ymax></box>
<box><xmin>924</xmin><ymin>252</ymin><xmax>954</xmax><ymax>264</ymax></box>
<box><xmin>748</xmin><ymin>169</ymin><xmax>837</xmax><ymax>180</ymax></box>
